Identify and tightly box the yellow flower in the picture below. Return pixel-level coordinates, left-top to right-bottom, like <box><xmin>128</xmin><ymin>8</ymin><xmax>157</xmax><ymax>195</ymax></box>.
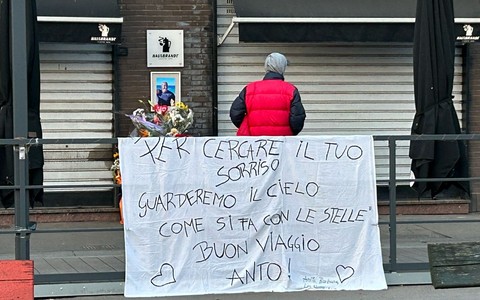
<box><xmin>176</xmin><ymin>101</ymin><xmax>188</xmax><ymax>110</ymax></box>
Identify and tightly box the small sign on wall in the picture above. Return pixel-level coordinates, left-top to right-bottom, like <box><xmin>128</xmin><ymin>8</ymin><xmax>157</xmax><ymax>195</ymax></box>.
<box><xmin>147</xmin><ymin>30</ymin><xmax>184</xmax><ymax>67</ymax></box>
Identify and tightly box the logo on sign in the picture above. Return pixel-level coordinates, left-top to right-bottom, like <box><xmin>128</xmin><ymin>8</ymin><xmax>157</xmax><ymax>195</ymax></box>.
<box><xmin>464</xmin><ymin>24</ymin><xmax>474</xmax><ymax>36</ymax></box>
<box><xmin>91</xmin><ymin>24</ymin><xmax>117</xmax><ymax>43</ymax></box>
<box><xmin>152</xmin><ymin>35</ymin><xmax>179</xmax><ymax>58</ymax></box>
<box><xmin>159</xmin><ymin>36</ymin><xmax>172</xmax><ymax>52</ymax></box>
<box><xmin>147</xmin><ymin>30</ymin><xmax>184</xmax><ymax>67</ymax></box>
<box><xmin>457</xmin><ymin>24</ymin><xmax>479</xmax><ymax>42</ymax></box>
<box><xmin>99</xmin><ymin>24</ymin><xmax>110</xmax><ymax>37</ymax></box>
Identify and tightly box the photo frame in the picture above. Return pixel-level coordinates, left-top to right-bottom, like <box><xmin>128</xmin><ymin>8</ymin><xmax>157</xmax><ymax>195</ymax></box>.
<box><xmin>150</xmin><ymin>72</ymin><xmax>181</xmax><ymax>107</ymax></box>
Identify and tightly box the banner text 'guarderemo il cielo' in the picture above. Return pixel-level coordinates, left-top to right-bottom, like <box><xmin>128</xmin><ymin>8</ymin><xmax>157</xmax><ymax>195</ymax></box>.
<box><xmin>118</xmin><ymin>135</ymin><xmax>387</xmax><ymax>297</ymax></box>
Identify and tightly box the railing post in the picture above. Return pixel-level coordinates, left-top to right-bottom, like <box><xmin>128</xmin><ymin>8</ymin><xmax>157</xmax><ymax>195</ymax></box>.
<box><xmin>11</xmin><ymin>0</ymin><xmax>30</xmax><ymax>260</ymax></box>
<box><xmin>388</xmin><ymin>136</ymin><xmax>398</xmax><ymax>271</ymax></box>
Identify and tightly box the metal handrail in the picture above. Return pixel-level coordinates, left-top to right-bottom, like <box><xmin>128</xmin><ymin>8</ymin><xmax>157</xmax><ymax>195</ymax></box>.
<box><xmin>1</xmin><ymin>134</ymin><xmax>480</xmax><ymax>286</ymax></box>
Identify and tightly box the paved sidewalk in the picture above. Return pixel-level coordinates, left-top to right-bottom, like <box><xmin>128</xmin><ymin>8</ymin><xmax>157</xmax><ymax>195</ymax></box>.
<box><xmin>2</xmin><ymin>214</ymin><xmax>479</xmax><ymax>261</ymax></box>
<box><xmin>1</xmin><ymin>213</ymin><xmax>480</xmax><ymax>298</ymax></box>
<box><xmin>44</xmin><ymin>285</ymin><xmax>480</xmax><ymax>300</ymax></box>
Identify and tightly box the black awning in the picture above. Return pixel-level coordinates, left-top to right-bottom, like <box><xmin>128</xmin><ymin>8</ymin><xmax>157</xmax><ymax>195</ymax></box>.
<box><xmin>232</xmin><ymin>0</ymin><xmax>480</xmax><ymax>43</ymax></box>
<box><xmin>36</xmin><ymin>0</ymin><xmax>123</xmax><ymax>44</ymax></box>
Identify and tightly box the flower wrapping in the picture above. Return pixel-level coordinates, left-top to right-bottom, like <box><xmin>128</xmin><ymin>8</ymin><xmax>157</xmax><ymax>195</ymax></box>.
<box><xmin>126</xmin><ymin>100</ymin><xmax>194</xmax><ymax>137</ymax></box>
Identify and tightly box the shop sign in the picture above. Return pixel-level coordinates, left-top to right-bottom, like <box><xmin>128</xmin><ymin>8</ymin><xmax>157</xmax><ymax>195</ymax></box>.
<box><xmin>147</xmin><ymin>30</ymin><xmax>184</xmax><ymax>67</ymax></box>
<box><xmin>457</xmin><ymin>24</ymin><xmax>480</xmax><ymax>43</ymax></box>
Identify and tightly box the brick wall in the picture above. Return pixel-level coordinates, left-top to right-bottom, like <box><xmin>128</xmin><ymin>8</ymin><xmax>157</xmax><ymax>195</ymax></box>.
<box><xmin>467</xmin><ymin>43</ymin><xmax>480</xmax><ymax>211</ymax></box>
<box><xmin>116</xmin><ymin>0</ymin><xmax>214</xmax><ymax>137</ymax></box>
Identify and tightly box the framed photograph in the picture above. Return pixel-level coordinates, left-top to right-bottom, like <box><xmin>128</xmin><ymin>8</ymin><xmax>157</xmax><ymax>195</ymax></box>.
<box><xmin>150</xmin><ymin>72</ymin><xmax>181</xmax><ymax>106</ymax></box>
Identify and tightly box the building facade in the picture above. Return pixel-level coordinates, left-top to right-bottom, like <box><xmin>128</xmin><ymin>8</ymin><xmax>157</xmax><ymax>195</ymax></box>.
<box><xmin>30</xmin><ymin>0</ymin><xmax>215</xmax><ymax>207</ymax></box>
<box><xmin>20</xmin><ymin>0</ymin><xmax>480</xmax><ymax>211</ymax></box>
<box><xmin>215</xmin><ymin>0</ymin><xmax>480</xmax><ymax>210</ymax></box>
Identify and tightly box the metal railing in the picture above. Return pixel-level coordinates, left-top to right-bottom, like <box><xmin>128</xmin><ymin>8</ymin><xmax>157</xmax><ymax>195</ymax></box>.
<box><xmin>375</xmin><ymin>134</ymin><xmax>480</xmax><ymax>274</ymax></box>
<box><xmin>1</xmin><ymin>134</ymin><xmax>480</xmax><ymax>294</ymax></box>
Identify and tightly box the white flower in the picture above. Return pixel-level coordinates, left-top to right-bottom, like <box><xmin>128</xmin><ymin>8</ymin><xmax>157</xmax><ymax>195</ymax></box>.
<box><xmin>132</xmin><ymin>108</ymin><xmax>146</xmax><ymax>119</ymax></box>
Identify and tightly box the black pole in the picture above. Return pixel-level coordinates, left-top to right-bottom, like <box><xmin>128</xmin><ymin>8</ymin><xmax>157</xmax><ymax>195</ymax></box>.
<box><xmin>212</xmin><ymin>0</ymin><xmax>218</xmax><ymax>136</ymax></box>
<box><xmin>11</xmin><ymin>0</ymin><xmax>30</xmax><ymax>260</ymax></box>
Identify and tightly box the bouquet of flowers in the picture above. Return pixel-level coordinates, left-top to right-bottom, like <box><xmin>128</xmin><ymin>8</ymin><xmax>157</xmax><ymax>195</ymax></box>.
<box><xmin>110</xmin><ymin>150</ymin><xmax>123</xmax><ymax>224</ymax></box>
<box><xmin>126</xmin><ymin>100</ymin><xmax>194</xmax><ymax>137</ymax></box>
<box><xmin>110</xmin><ymin>151</ymin><xmax>121</xmax><ymax>185</ymax></box>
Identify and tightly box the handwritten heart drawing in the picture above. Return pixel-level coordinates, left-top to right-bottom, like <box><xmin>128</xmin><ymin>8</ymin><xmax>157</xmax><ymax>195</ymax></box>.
<box><xmin>151</xmin><ymin>263</ymin><xmax>176</xmax><ymax>287</ymax></box>
<box><xmin>336</xmin><ymin>265</ymin><xmax>355</xmax><ymax>283</ymax></box>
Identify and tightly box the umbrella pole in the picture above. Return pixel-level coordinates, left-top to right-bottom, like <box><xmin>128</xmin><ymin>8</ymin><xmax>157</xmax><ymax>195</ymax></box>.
<box><xmin>11</xmin><ymin>0</ymin><xmax>31</xmax><ymax>260</ymax></box>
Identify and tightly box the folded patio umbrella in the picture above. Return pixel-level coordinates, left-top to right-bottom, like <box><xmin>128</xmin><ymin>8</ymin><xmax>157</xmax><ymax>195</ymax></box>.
<box><xmin>0</xmin><ymin>0</ymin><xmax>44</xmax><ymax>208</ymax></box>
<box><xmin>409</xmin><ymin>0</ymin><xmax>469</xmax><ymax>199</ymax></box>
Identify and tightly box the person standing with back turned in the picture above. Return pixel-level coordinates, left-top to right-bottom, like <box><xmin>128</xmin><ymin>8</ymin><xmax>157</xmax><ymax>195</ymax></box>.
<box><xmin>229</xmin><ymin>52</ymin><xmax>306</xmax><ymax>136</ymax></box>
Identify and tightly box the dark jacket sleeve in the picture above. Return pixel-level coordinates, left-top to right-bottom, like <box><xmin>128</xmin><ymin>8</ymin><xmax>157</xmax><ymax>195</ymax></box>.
<box><xmin>290</xmin><ymin>88</ymin><xmax>306</xmax><ymax>135</ymax></box>
<box><xmin>229</xmin><ymin>87</ymin><xmax>247</xmax><ymax>128</ymax></box>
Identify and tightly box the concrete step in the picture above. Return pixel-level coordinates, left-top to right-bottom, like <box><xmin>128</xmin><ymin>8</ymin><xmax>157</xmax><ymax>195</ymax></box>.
<box><xmin>0</xmin><ymin>199</ymin><xmax>470</xmax><ymax>226</ymax></box>
<box><xmin>378</xmin><ymin>199</ymin><xmax>470</xmax><ymax>215</ymax></box>
<box><xmin>0</xmin><ymin>207</ymin><xmax>122</xmax><ymax>227</ymax></box>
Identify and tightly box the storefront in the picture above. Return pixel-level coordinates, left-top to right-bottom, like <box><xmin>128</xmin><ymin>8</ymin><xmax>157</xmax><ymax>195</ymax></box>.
<box><xmin>36</xmin><ymin>0</ymin><xmax>123</xmax><ymax>205</ymax></box>
<box><xmin>7</xmin><ymin>0</ymin><xmax>478</xmax><ymax>208</ymax></box>
<box><xmin>2</xmin><ymin>0</ymin><xmax>216</xmax><ymax>217</ymax></box>
<box><xmin>216</xmin><ymin>0</ymin><xmax>479</xmax><ymax>186</ymax></box>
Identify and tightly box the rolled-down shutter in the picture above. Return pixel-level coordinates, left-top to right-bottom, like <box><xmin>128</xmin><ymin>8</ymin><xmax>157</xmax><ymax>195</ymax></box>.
<box><xmin>216</xmin><ymin>0</ymin><xmax>464</xmax><ymax>183</ymax></box>
<box><xmin>40</xmin><ymin>43</ymin><xmax>114</xmax><ymax>192</ymax></box>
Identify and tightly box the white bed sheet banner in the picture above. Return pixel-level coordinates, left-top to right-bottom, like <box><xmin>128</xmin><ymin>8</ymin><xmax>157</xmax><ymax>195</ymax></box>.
<box><xmin>118</xmin><ymin>135</ymin><xmax>387</xmax><ymax>297</ymax></box>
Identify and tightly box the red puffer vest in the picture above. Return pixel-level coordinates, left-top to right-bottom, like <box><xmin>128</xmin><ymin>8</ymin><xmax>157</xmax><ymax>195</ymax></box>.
<box><xmin>245</xmin><ymin>79</ymin><xmax>295</xmax><ymax>136</ymax></box>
